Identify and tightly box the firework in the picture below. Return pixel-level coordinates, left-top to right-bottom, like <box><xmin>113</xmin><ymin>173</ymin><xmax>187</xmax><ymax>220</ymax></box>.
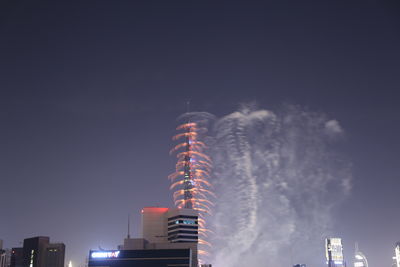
<box><xmin>169</xmin><ymin>120</ymin><xmax>214</xmax><ymax>260</ymax></box>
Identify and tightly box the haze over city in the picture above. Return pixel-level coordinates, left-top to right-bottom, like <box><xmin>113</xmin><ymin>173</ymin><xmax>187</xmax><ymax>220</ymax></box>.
<box><xmin>1</xmin><ymin>1</ymin><xmax>400</xmax><ymax>266</ymax></box>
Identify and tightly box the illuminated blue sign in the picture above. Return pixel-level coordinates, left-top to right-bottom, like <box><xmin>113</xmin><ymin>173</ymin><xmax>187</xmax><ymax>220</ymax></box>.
<box><xmin>91</xmin><ymin>251</ymin><xmax>120</xmax><ymax>259</ymax></box>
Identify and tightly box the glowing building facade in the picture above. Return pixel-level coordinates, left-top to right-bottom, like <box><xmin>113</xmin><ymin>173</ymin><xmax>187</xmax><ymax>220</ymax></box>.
<box><xmin>326</xmin><ymin>238</ymin><xmax>345</xmax><ymax>267</ymax></box>
<box><xmin>395</xmin><ymin>242</ymin><xmax>400</xmax><ymax>267</ymax></box>
<box><xmin>354</xmin><ymin>243</ymin><xmax>368</xmax><ymax>267</ymax></box>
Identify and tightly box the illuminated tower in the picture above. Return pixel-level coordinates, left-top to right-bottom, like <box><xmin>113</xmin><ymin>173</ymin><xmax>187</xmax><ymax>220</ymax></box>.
<box><xmin>354</xmin><ymin>243</ymin><xmax>368</xmax><ymax>267</ymax></box>
<box><xmin>326</xmin><ymin>238</ymin><xmax>345</xmax><ymax>267</ymax></box>
<box><xmin>169</xmin><ymin>118</ymin><xmax>214</xmax><ymax>261</ymax></box>
<box><xmin>182</xmin><ymin>123</ymin><xmax>194</xmax><ymax>209</ymax></box>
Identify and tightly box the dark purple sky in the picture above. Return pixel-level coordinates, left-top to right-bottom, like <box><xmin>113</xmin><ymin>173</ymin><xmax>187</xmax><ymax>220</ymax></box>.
<box><xmin>1</xmin><ymin>1</ymin><xmax>400</xmax><ymax>266</ymax></box>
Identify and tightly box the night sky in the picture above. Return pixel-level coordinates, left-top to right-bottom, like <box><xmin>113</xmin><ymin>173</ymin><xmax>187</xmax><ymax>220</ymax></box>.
<box><xmin>1</xmin><ymin>1</ymin><xmax>400</xmax><ymax>266</ymax></box>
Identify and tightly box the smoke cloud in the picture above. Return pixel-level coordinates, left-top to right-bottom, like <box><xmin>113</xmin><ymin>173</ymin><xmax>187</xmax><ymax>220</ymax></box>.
<box><xmin>196</xmin><ymin>104</ymin><xmax>351</xmax><ymax>267</ymax></box>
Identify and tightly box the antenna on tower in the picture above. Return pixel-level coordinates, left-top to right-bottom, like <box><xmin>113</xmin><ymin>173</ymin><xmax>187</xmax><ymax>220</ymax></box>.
<box><xmin>127</xmin><ymin>214</ymin><xmax>131</xmax><ymax>239</ymax></box>
<box><xmin>186</xmin><ymin>100</ymin><xmax>191</xmax><ymax>114</ymax></box>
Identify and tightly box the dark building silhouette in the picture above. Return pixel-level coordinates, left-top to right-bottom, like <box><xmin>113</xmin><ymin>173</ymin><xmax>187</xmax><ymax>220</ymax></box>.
<box><xmin>10</xmin><ymin>248</ymin><xmax>23</xmax><ymax>267</ymax></box>
<box><xmin>43</xmin><ymin>244</ymin><xmax>65</xmax><ymax>267</ymax></box>
<box><xmin>11</xmin><ymin>237</ymin><xmax>64</xmax><ymax>267</ymax></box>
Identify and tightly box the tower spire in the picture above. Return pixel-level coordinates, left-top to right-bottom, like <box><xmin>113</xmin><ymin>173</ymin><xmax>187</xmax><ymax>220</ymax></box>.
<box><xmin>169</xmin><ymin>107</ymin><xmax>214</xmax><ymax>260</ymax></box>
<box><xmin>127</xmin><ymin>214</ymin><xmax>131</xmax><ymax>239</ymax></box>
<box><xmin>183</xmin><ymin>100</ymin><xmax>193</xmax><ymax>209</ymax></box>
<box><xmin>186</xmin><ymin>100</ymin><xmax>190</xmax><ymax>114</ymax></box>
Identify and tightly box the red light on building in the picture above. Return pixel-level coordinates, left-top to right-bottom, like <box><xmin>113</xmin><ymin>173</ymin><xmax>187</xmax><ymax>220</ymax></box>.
<box><xmin>142</xmin><ymin>207</ymin><xmax>169</xmax><ymax>213</ymax></box>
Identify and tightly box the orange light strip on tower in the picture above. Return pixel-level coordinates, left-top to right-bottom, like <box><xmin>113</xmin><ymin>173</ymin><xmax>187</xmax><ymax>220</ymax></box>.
<box><xmin>169</xmin><ymin>121</ymin><xmax>214</xmax><ymax>262</ymax></box>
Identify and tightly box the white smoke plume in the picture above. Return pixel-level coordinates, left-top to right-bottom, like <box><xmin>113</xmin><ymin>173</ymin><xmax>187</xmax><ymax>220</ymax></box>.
<box><xmin>191</xmin><ymin>104</ymin><xmax>352</xmax><ymax>267</ymax></box>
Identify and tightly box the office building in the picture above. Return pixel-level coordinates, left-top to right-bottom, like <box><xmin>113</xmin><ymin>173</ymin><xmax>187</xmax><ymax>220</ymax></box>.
<box><xmin>0</xmin><ymin>251</ymin><xmax>6</xmax><ymax>267</ymax></box>
<box><xmin>166</xmin><ymin>208</ymin><xmax>198</xmax><ymax>243</ymax></box>
<box><xmin>88</xmin><ymin>249</ymin><xmax>192</xmax><ymax>267</ymax></box>
<box><xmin>354</xmin><ymin>243</ymin><xmax>368</xmax><ymax>267</ymax></box>
<box><xmin>325</xmin><ymin>238</ymin><xmax>345</xmax><ymax>267</ymax></box>
<box><xmin>0</xmin><ymin>240</ymin><xmax>4</xmax><ymax>267</ymax></box>
<box><xmin>140</xmin><ymin>207</ymin><xmax>199</xmax><ymax>265</ymax></box>
<box><xmin>113</xmin><ymin>207</ymin><xmax>199</xmax><ymax>267</ymax></box>
<box><xmin>44</xmin><ymin>243</ymin><xmax>65</xmax><ymax>267</ymax></box>
<box><xmin>10</xmin><ymin>248</ymin><xmax>23</xmax><ymax>267</ymax></box>
<box><xmin>395</xmin><ymin>242</ymin><xmax>400</xmax><ymax>267</ymax></box>
<box><xmin>141</xmin><ymin>207</ymin><xmax>199</xmax><ymax>243</ymax></box>
<box><xmin>141</xmin><ymin>207</ymin><xmax>170</xmax><ymax>243</ymax></box>
<box><xmin>11</xmin><ymin>237</ymin><xmax>64</xmax><ymax>267</ymax></box>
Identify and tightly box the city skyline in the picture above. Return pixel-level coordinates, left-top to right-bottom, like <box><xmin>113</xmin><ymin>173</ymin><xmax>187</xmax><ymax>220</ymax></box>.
<box><xmin>1</xmin><ymin>1</ymin><xmax>400</xmax><ymax>266</ymax></box>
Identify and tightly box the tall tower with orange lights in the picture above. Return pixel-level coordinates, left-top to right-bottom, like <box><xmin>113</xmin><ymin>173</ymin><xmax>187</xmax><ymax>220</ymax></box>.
<box><xmin>169</xmin><ymin>118</ymin><xmax>214</xmax><ymax>261</ymax></box>
<box><xmin>182</xmin><ymin>124</ymin><xmax>194</xmax><ymax>209</ymax></box>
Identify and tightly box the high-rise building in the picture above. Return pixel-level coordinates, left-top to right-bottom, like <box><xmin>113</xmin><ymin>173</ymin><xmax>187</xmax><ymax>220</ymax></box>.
<box><xmin>0</xmin><ymin>244</ymin><xmax>6</xmax><ymax>267</ymax></box>
<box><xmin>166</xmin><ymin>208</ymin><xmax>198</xmax><ymax>243</ymax></box>
<box><xmin>139</xmin><ymin>207</ymin><xmax>199</xmax><ymax>266</ymax></box>
<box><xmin>114</xmin><ymin>207</ymin><xmax>199</xmax><ymax>267</ymax></box>
<box><xmin>10</xmin><ymin>248</ymin><xmax>23</xmax><ymax>267</ymax></box>
<box><xmin>354</xmin><ymin>243</ymin><xmax>368</xmax><ymax>267</ymax></box>
<box><xmin>0</xmin><ymin>240</ymin><xmax>4</xmax><ymax>267</ymax></box>
<box><xmin>395</xmin><ymin>242</ymin><xmax>400</xmax><ymax>267</ymax></box>
<box><xmin>44</xmin><ymin>244</ymin><xmax>65</xmax><ymax>267</ymax></box>
<box><xmin>0</xmin><ymin>241</ymin><xmax>11</xmax><ymax>267</ymax></box>
<box><xmin>141</xmin><ymin>207</ymin><xmax>199</xmax><ymax>244</ymax></box>
<box><xmin>325</xmin><ymin>238</ymin><xmax>345</xmax><ymax>267</ymax></box>
<box><xmin>141</xmin><ymin>207</ymin><xmax>169</xmax><ymax>243</ymax></box>
<box><xmin>0</xmin><ymin>251</ymin><xmax>5</xmax><ymax>267</ymax></box>
<box><xmin>11</xmin><ymin>237</ymin><xmax>64</xmax><ymax>267</ymax></box>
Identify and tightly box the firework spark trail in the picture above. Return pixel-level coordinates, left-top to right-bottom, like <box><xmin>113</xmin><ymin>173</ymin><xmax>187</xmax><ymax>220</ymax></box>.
<box><xmin>169</xmin><ymin>113</ymin><xmax>216</xmax><ymax>261</ymax></box>
<box><xmin>208</xmin><ymin>104</ymin><xmax>351</xmax><ymax>267</ymax></box>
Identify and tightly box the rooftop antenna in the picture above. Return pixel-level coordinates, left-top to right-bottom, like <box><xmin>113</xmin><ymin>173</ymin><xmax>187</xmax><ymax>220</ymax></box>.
<box><xmin>127</xmin><ymin>214</ymin><xmax>131</xmax><ymax>239</ymax></box>
<box><xmin>186</xmin><ymin>100</ymin><xmax>191</xmax><ymax>122</ymax></box>
<box><xmin>186</xmin><ymin>100</ymin><xmax>190</xmax><ymax>113</ymax></box>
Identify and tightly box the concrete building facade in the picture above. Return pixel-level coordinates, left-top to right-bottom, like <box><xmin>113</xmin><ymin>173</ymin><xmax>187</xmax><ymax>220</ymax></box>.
<box><xmin>141</xmin><ymin>207</ymin><xmax>199</xmax><ymax>244</ymax></box>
